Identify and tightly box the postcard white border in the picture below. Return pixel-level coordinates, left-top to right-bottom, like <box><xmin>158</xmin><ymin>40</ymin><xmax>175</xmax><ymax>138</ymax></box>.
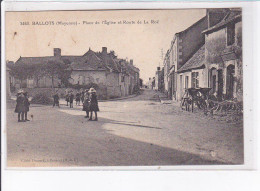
<box><xmin>2</xmin><ymin>1</ymin><xmax>260</xmax><ymax>191</ymax></box>
<box><xmin>1</xmin><ymin>0</ymin><xmax>257</xmax><ymax>171</ymax></box>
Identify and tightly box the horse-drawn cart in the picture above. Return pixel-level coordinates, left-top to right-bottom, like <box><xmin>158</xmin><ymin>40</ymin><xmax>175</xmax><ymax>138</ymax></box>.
<box><xmin>180</xmin><ymin>87</ymin><xmax>243</xmax><ymax>116</ymax></box>
<box><xmin>180</xmin><ymin>87</ymin><xmax>211</xmax><ymax>113</ymax></box>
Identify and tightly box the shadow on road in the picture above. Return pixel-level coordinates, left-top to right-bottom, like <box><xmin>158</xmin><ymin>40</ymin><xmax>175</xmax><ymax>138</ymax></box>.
<box><xmin>7</xmin><ymin>106</ymin><xmax>231</xmax><ymax>167</ymax></box>
<box><xmin>103</xmin><ymin>120</ymin><xmax>162</xmax><ymax>130</ymax></box>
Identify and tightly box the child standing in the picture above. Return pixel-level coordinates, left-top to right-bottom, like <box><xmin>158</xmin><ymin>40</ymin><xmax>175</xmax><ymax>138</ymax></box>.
<box><xmin>24</xmin><ymin>91</ymin><xmax>30</xmax><ymax>121</ymax></box>
<box><xmin>82</xmin><ymin>90</ymin><xmax>90</xmax><ymax>118</ymax></box>
<box><xmin>15</xmin><ymin>90</ymin><xmax>26</xmax><ymax>122</ymax></box>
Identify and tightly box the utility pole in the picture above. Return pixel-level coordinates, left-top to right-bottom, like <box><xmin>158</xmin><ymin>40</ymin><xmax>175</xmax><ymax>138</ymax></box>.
<box><xmin>159</xmin><ymin>48</ymin><xmax>164</xmax><ymax>68</ymax></box>
<box><xmin>161</xmin><ymin>48</ymin><xmax>164</xmax><ymax>61</ymax></box>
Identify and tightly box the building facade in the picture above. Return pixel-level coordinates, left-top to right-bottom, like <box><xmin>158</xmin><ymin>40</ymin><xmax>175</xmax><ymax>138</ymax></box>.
<box><xmin>163</xmin><ymin>50</ymin><xmax>170</xmax><ymax>95</ymax></box>
<box><xmin>9</xmin><ymin>47</ymin><xmax>140</xmax><ymax>99</ymax></box>
<box><xmin>203</xmin><ymin>8</ymin><xmax>242</xmax><ymax>101</ymax></box>
<box><xmin>154</xmin><ymin>67</ymin><xmax>164</xmax><ymax>91</ymax></box>
<box><xmin>163</xmin><ymin>8</ymin><xmax>239</xmax><ymax>102</ymax></box>
<box><xmin>177</xmin><ymin>45</ymin><xmax>207</xmax><ymax>100</ymax></box>
<box><xmin>164</xmin><ymin>15</ymin><xmax>209</xmax><ymax>100</ymax></box>
<box><xmin>175</xmin><ymin>8</ymin><xmax>242</xmax><ymax>102</ymax></box>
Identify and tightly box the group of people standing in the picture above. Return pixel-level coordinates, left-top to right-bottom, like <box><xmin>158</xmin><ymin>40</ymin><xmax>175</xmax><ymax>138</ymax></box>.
<box><xmin>15</xmin><ymin>88</ymin><xmax>99</xmax><ymax>122</ymax></box>
<box><xmin>82</xmin><ymin>88</ymin><xmax>99</xmax><ymax>121</ymax></box>
<box><xmin>14</xmin><ymin>89</ymin><xmax>30</xmax><ymax>122</ymax></box>
<box><xmin>64</xmin><ymin>91</ymin><xmax>75</xmax><ymax>108</ymax></box>
<box><xmin>64</xmin><ymin>89</ymin><xmax>86</xmax><ymax>108</ymax></box>
<box><xmin>55</xmin><ymin>87</ymin><xmax>99</xmax><ymax>121</ymax></box>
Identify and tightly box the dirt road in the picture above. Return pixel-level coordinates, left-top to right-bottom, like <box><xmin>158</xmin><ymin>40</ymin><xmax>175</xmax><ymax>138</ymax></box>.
<box><xmin>6</xmin><ymin>89</ymin><xmax>243</xmax><ymax>167</ymax></box>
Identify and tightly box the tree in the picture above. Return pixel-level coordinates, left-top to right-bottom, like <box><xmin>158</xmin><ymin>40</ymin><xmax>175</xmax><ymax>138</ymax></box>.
<box><xmin>9</xmin><ymin>63</ymin><xmax>33</xmax><ymax>87</ymax></box>
<box><xmin>31</xmin><ymin>64</ymin><xmax>46</xmax><ymax>87</ymax></box>
<box><xmin>44</xmin><ymin>60</ymin><xmax>72</xmax><ymax>88</ymax></box>
<box><xmin>9</xmin><ymin>59</ymin><xmax>72</xmax><ymax>89</ymax></box>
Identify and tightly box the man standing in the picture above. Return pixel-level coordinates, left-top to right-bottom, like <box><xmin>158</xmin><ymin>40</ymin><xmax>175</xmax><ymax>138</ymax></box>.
<box><xmin>53</xmin><ymin>91</ymin><xmax>60</xmax><ymax>108</ymax></box>
<box><xmin>69</xmin><ymin>92</ymin><xmax>74</xmax><ymax>108</ymax></box>
<box><xmin>80</xmin><ymin>89</ymin><xmax>85</xmax><ymax>105</ymax></box>
<box><xmin>75</xmin><ymin>91</ymin><xmax>81</xmax><ymax>106</ymax></box>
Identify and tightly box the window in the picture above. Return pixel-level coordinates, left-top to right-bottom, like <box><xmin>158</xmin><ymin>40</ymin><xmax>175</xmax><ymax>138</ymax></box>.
<box><xmin>180</xmin><ymin>75</ymin><xmax>183</xmax><ymax>89</ymax></box>
<box><xmin>121</xmin><ymin>75</ymin><xmax>125</xmax><ymax>82</ymax></box>
<box><xmin>185</xmin><ymin>76</ymin><xmax>189</xmax><ymax>89</ymax></box>
<box><xmin>227</xmin><ymin>23</ymin><xmax>235</xmax><ymax>46</ymax></box>
<box><xmin>191</xmin><ymin>72</ymin><xmax>199</xmax><ymax>88</ymax></box>
<box><xmin>78</xmin><ymin>75</ymin><xmax>85</xmax><ymax>85</ymax></box>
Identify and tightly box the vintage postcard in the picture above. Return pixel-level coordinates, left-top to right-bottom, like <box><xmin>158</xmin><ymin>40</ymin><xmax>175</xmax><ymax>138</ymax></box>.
<box><xmin>4</xmin><ymin>8</ymin><xmax>246</xmax><ymax>168</ymax></box>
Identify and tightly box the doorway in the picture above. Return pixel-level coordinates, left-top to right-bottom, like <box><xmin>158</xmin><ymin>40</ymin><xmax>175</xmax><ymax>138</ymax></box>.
<box><xmin>226</xmin><ymin>65</ymin><xmax>235</xmax><ymax>99</ymax></box>
<box><xmin>217</xmin><ymin>69</ymin><xmax>223</xmax><ymax>100</ymax></box>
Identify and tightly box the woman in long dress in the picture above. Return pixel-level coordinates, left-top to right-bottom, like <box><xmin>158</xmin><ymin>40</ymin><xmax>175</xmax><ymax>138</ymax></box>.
<box><xmin>75</xmin><ymin>91</ymin><xmax>81</xmax><ymax>106</ymax></box>
<box><xmin>82</xmin><ymin>90</ymin><xmax>90</xmax><ymax>118</ymax></box>
<box><xmin>88</xmin><ymin>88</ymin><xmax>99</xmax><ymax>121</ymax></box>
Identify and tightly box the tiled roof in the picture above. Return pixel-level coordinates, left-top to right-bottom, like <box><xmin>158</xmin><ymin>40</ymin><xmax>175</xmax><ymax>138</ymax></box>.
<box><xmin>61</xmin><ymin>56</ymin><xmax>82</xmax><ymax>63</ymax></box>
<box><xmin>176</xmin><ymin>16</ymin><xmax>207</xmax><ymax>35</ymax></box>
<box><xmin>71</xmin><ymin>50</ymin><xmax>107</xmax><ymax>71</ymax></box>
<box><xmin>16</xmin><ymin>56</ymin><xmax>63</xmax><ymax>66</ymax></box>
<box><xmin>14</xmin><ymin>48</ymin><xmax>138</xmax><ymax>74</ymax></box>
<box><xmin>178</xmin><ymin>45</ymin><xmax>205</xmax><ymax>73</ymax></box>
<box><xmin>203</xmin><ymin>9</ymin><xmax>242</xmax><ymax>34</ymax></box>
<box><xmin>70</xmin><ymin>49</ymin><xmax>123</xmax><ymax>72</ymax></box>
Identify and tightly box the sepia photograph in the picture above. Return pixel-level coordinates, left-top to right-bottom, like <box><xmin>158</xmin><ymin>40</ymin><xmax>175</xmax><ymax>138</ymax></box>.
<box><xmin>4</xmin><ymin>8</ymin><xmax>244</xmax><ymax>167</ymax></box>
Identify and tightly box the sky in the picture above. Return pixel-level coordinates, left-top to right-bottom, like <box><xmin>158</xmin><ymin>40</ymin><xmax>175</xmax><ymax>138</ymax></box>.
<box><xmin>6</xmin><ymin>9</ymin><xmax>206</xmax><ymax>83</ymax></box>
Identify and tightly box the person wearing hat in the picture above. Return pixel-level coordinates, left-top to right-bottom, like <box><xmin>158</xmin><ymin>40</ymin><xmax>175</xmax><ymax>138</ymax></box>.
<box><xmin>23</xmin><ymin>91</ymin><xmax>30</xmax><ymax>121</ymax></box>
<box><xmin>88</xmin><ymin>88</ymin><xmax>99</xmax><ymax>121</ymax></box>
<box><xmin>65</xmin><ymin>90</ymin><xmax>70</xmax><ymax>106</ymax></box>
<box><xmin>53</xmin><ymin>90</ymin><xmax>60</xmax><ymax>108</ymax></box>
<box><xmin>82</xmin><ymin>90</ymin><xmax>90</xmax><ymax>118</ymax></box>
<box><xmin>69</xmin><ymin>91</ymin><xmax>74</xmax><ymax>108</ymax></box>
<box><xmin>75</xmin><ymin>91</ymin><xmax>81</xmax><ymax>106</ymax></box>
<box><xmin>14</xmin><ymin>89</ymin><xmax>26</xmax><ymax>122</ymax></box>
<box><xmin>80</xmin><ymin>89</ymin><xmax>85</xmax><ymax>105</ymax></box>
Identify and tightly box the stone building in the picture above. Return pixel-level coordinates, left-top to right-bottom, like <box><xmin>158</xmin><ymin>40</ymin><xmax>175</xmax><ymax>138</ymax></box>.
<box><xmin>147</xmin><ymin>77</ymin><xmax>155</xmax><ymax>90</ymax></box>
<box><xmin>163</xmin><ymin>8</ymin><xmax>233</xmax><ymax>101</ymax></box>
<box><xmin>203</xmin><ymin>8</ymin><xmax>242</xmax><ymax>101</ymax></box>
<box><xmin>175</xmin><ymin>8</ymin><xmax>242</xmax><ymax>101</ymax></box>
<box><xmin>176</xmin><ymin>45</ymin><xmax>207</xmax><ymax>100</ymax></box>
<box><xmin>163</xmin><ymin>50</ymin><xmax>170</xmax><ymax>95</ymax></box>
<box><xmin>9</xmin><ymin>47</ymin><xmax>140</xmax><ymax>99</ymax></box>
<box><xmin>154</xmin><ymin>67</ymin><xmax>164</xmax><ymax>91</ymax></box>
<box><xmin>164</xmin><ymin>15</ymin><xmax>208</xmax><ymax>100</ymax></box>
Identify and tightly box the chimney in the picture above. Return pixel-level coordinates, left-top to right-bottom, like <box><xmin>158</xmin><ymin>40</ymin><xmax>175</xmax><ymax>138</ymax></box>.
<box><xmin>102</xmin><ymin>47</ymin><xmax>107</xmax><ymax>55</ymax></box>
<box><xmin>54</xmin><ymin>48</ymin><xmax>61</xmax><ymax>57</ymax></box>
<box><xmin>130</xmin><ymin>59</ymin><xmax>133</xmax><ymax>65</ymax></box>
<box><xmin>207</xmin><ymin>8</ymin><xmax>230</xmax><ymax>28</ymax></box>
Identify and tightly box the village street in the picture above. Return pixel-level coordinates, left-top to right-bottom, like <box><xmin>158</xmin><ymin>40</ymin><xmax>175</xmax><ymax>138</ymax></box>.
<box><xmin>6</xmin><ymin>89</ymin><xmax>243</xmax><ymax>167</ymax></box>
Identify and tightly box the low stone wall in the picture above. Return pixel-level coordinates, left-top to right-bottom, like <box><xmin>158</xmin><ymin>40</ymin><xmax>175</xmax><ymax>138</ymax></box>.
<box><xmin>17</xmin><ymin>88</ymin><xmax>67</xmax><ymax>98</ymax></box>
<box><xmin>16</xmin><ymin>86</ymin><xmax>109</xmax><ymax>100</ymax></box>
